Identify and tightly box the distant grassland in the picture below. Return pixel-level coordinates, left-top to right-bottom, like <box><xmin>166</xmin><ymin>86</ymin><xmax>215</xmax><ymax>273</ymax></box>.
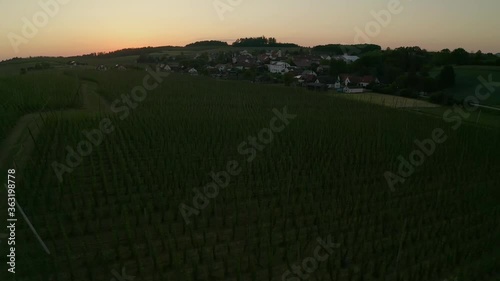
<box><xmin>332</xmin><ymin>92</ymin><xmax>440</xmax><ymax>108</ymax></box>
<box><xmin>432</xmin><ymin>65</ymin><xmax>500</xmax><ymax>106</ymax></box>
<box><xmin>331</xmin><ymin>92</ymin><xmax>500</xmax><ymax>129</ymax></box>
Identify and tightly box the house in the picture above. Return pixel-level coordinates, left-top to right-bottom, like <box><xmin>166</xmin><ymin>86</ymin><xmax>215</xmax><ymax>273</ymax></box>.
<box><xmin>96</xmin><ymin>65</ymin><xmax>107</xmax><ymax>71</ymax></box>
<box><xmin>239</xmin><ymin>50</ymin><xmax>252</xmax><ymax>56</ymax></box>
<box><xmin>335</xmin><ymin>54</ymin><xmax>360</xmax><ymax>64</ymax></box>
<box><xmin>233</xmin><ymin>54</ymin><xmax>252</xmax><ymax>64</ymax></box>
<box><xmin>301</xmin><ymin>70</ymin><xmax>317</xmax><ymax>76</ymax></box>
<box><xmin>359</xmin><ymin>76</ymin><xmax>378</xmax><ymax>87</ymax></box>
<box><xmin>339</xmin><ymin>74</ymin><xmax>356</xmax><ymax>86</ymax></box>
<box><xmin>157</xmin><ymin>63</ymin><xmax>171</xmax><ymax>72</ymax></box>
<box><xmin>300</xmin><ymin>70</ymin><xmax>317</xmax><ymax>83</ymax></box>
<box><xmin>419</xmin><ymin>92</ymin><xmax>430</xmax><ymax>98</ymax></box>
<box><xmin>285</xmin><ymin>66</ymin><xmax>301</xmax><ymax>76</ymax></box>
<box><xmin>205</xmin><ymin>66</ymin><xmax>218</xmax><ymax>73</ymax></box>
<box><xmin>188</xmin><ymin>68</ymin><xmax>198</xmax><ymax>75</ymax></box>
<box><xmin>316</xmin><ymin>66</ymin><xmax>326</xmax><ymax>74</ymax></box>
<box><xmin>257</xmin><ymin>54</ymin><xmax>271</xmax><ymax>64</ymax></box>
<box><xmin>234</xmin><ymin>62</ymin><xmax>253</xmax><ymax>70</ymax></box>
<box><xmin>270</xmin><ymin>50</ymin><xmax>282</xmax><ymax>59</ymax></box>
<box><xmin>267</xmin><ymin>61</ymin><xmax>290</xmax><ymax>74</ymax></box>
<box><xmin>215</xmin><ymin>64</ymin><xmax>229</xmax><ymax>72</ymax></box>
<box><xmin>320</xmin><ymin>55</ymin><xmax>332</xmax><ymax>61</ymax></box>
<box><xmin>293</xmin><ymin>57</ymin><xmax>313</xmax><ymax>68</ymax></box>
<box><xmin>167</xmin><ymin>62</ymin><xmax>181</xmax><ymax>71</ymax></box>
<box><xmin>317</xmin><ymin>76</ymin><xmax>337</xmax><ymax>89</ymax></box>
<box><xmin>339</xmin><ymin>74</ymin><xmax>379</xmax><ymax>88</ymax></box>
<box><xmin>306</xmin><ymin>82</ymin><xmax>327</xmax><ymax>91</ymax></box>
<box><xmin>233</xmin><ymin>55</ymin><xmax>256</xmax><ymax>70</ymax></box>
<box><xmin>343</xmin><ymin>86</ymin><xmax>364</xmax><ymax>93</ymax></box>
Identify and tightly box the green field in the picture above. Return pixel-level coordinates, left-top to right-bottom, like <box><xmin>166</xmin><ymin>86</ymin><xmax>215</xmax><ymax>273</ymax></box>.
<box><xmin>432</xmin><ymin>65</ymin><xmax>500</xmax><ymax>106</ymax></box>
<box><xmin>331</xmin><ymin>92</ymin><xmax>500</xmax><ymax>130</ymax></box>
<box><xmin>1</xmin><ymin>68</ymin><xmax>499</xmax><ymax>281</ymax></box>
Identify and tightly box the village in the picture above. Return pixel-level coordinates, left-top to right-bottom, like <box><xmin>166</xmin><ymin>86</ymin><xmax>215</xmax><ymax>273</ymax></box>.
<box><xmin>84</xmin><ymin>49</ymin><xmax>380</xmax><ymax>93</ymax></box>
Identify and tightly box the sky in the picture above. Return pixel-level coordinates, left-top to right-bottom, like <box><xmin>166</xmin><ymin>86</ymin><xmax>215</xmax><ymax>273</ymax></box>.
<box><xmin>1</xmin><ymin>0</ymin><xmax>499</xmax><ymax>60</ymax></box>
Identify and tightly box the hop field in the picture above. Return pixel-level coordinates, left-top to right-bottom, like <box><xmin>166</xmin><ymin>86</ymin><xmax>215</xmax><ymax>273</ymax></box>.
<box><xmin>0</xmin><ymin>71</ymin><xmax>80</xmax><ymax>143</ymax></box>
<box><xmin>3</xmin><ymin>71</ymin><xmax>500</xmax><ymax>281</ymax></box>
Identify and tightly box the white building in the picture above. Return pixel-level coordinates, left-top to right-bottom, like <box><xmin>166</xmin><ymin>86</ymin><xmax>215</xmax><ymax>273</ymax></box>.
<box><xmin>343</xmin><ymin>86</ymin><xmax>364</xmax><ymax>93</ymax></box>
<box><xmin>267</xmin><ymin>62</ymin><xmax>290</xmax><ymax>74</ymax></box>
<box><xmin>240</xmin><ymin>50</ymin><xmax>251</xmax><ymax>56</ymax></box>
<box><xmin>188</xmin><ymin>68</ymin><xmax>198</xmax><ymax>75</ymax></box>
<box><xmin>335</xmin><ymin>54</ymin><xmax>359</xmax><ymax>64</ymax></box>
<box><xmin>159</xmin><ymin>64</ymin><xmax>171</xmax><ymax>71</ymax></box>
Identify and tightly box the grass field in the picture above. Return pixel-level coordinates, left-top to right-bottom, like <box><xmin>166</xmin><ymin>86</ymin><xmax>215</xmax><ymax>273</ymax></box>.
<box><xmin>431</xmin><ymin>65</ymin><xmax>500</xmax><ymax>106</ymax></box>
<box><xmin>331</xmin><ymin>92</ymin><xmax>500</xmax><ymax>130</ymax></box>
<box><xmin>1</xmin><ymin>68</ymin><xmax>499</xmax><ymax>281</ymax></box>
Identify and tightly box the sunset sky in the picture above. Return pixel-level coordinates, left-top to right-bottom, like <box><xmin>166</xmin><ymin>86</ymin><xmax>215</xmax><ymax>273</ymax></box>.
<box><xmin>1</xmin><ymin>0</ymin><xmax>499</xmax><ymax>60</ymax></box>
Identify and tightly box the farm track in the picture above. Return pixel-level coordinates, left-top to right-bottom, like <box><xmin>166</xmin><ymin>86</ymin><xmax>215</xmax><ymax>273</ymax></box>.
<box><xmin>328</xmin><ymin>92</ymin><xmax>441</xmax><ymax>108</ymax></box>
<box><xmin>405</xmin><ymin>107</ymin><xmax>500</xmax><ymax>131</ymax></box>
<box><xmin>81</xmin><ymin>81</ymin><xmax>111</xmax><ymax>112</ymax></box>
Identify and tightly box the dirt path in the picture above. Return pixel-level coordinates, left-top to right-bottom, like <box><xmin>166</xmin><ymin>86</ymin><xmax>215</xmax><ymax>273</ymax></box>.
<box><xmin>0</xmin><ymin>113</ymin><xmax>42</xmax><ymax>172</ymax></box>
<box><xmin>329</xmin><ymin>92</ymin><xmax>440</xmax><ymax>108</ymax></box>
<box><xmin>81</xmin><ymin>81</ymin><xmax>111</xmax><ymax>112</ymax></box>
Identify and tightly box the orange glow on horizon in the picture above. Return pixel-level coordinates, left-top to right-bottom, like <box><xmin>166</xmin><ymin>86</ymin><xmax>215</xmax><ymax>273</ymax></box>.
<box><xmin>1</xmin><ymin>0</ymin><xmax>499</xmax><ymax>60</ymax></box>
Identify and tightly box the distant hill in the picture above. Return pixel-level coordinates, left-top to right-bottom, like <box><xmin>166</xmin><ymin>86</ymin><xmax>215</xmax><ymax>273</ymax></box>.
<box><xmin>80</xmin><ymin>46</ymin><xmax>181</xmax><ymax>58</ymax></box>
<box><xmin>311</xmin><ymin>44</ymin><xmax>381</xmax><ymax>55</ymax></box>
<box><xmin>185</xmin><ymin>40</ymin><xmax>229</xmax><ymax>47</ymax></box>
<box><xmin>231</xmin><ymin>36</ymin><xmax>299</xmax><ymax>48</ymax></box>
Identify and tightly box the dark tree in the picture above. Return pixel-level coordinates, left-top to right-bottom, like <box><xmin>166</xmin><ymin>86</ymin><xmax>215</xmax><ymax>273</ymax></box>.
<box><xmin>438</xmin><ymin>65</ymin><xmax>456</xmax><ymax>89</ymax></box>
<box><xmin>185</xmin><ymin>40</ymin><xmax>228</xmax><ymax>47</ymax></box>
<box><xmin>284</xmin><ymin>72</ymin><xmax>294</xmax><ymax>86</ymax></box>
<box><xmin>451</xmin><ymin>48</ymin><xmax>470</xmax><ymax>65</ymax></box>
